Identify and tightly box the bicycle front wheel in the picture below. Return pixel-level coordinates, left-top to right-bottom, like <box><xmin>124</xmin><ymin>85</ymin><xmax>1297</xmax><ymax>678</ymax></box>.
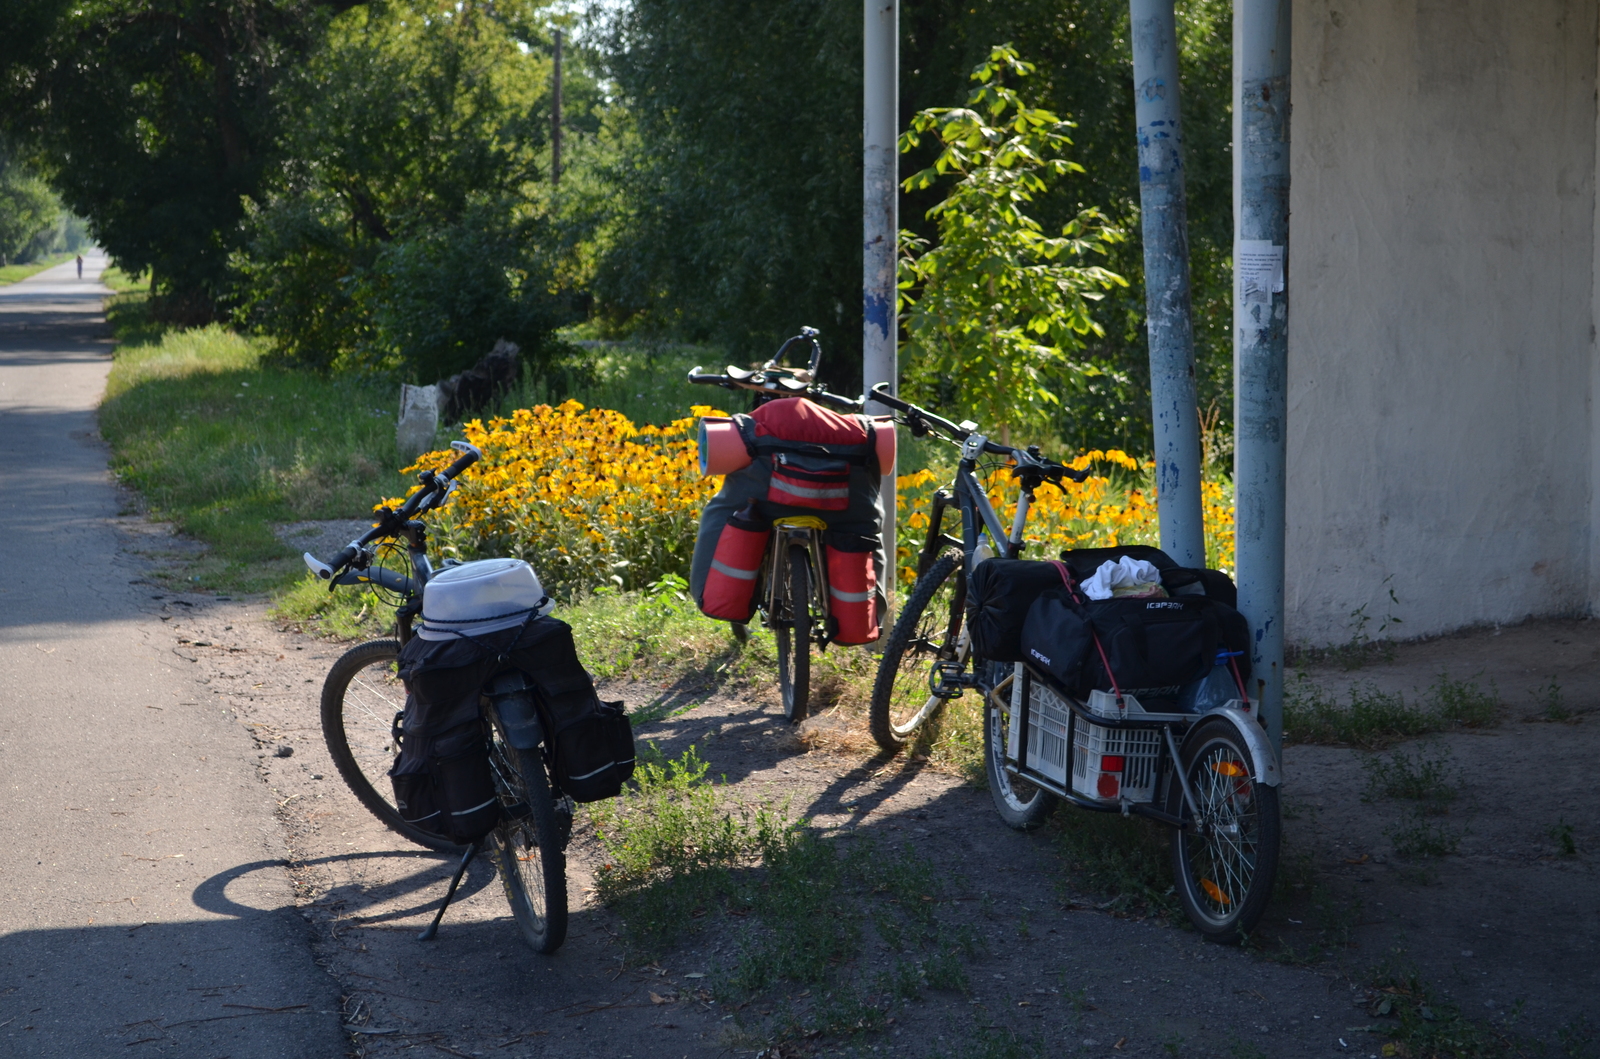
<box><xmin>321</xmin><ymin>640</ymin><xmax>458</xmax><ymax>852</ymax></box>
<box><xmin>1168</xmin><ymin>717</ymin><xmax>1280</xmax><ymax>944</ymax></box>
<box><xmin>485</xmin><ymin>713</ymin><xmax>568</xmax><ymax>953</ymax></box>
<box><xmin>868</xmin><ymin>552</ymin><xmax>964</xmax><ymax>751</ymax></box>
<box><xmin>775</xmin><ymin>544</ymin><xmax>812</xmax><ymax>723</ymax></box>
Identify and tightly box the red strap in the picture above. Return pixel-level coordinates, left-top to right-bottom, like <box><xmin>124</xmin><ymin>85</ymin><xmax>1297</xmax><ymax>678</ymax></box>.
<box><xmin>1048</xmin><ymin>561</ymin><xmax>1122</xmax><ymax>704</ymax></box>
<box><xmin>1227</xmin><ymin>653</ymin><xmax>1251</xmax><ymax>705</ymax></box>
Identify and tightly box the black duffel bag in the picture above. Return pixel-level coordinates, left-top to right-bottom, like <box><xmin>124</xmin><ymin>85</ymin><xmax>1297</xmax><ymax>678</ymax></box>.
<box><xmin>1020</xmin><ymin>581</ymin><xmax>1251</xmax><ymax>698</ymax></box>
<box><xmin>966</xmin><ymin>558</ymin><xmax>1070</xmax><ymax>662</ymax></box>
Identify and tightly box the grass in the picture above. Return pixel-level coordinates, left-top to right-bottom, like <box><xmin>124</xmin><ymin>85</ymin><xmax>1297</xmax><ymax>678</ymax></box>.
<box><xmin>1362</xmin><ymin>743</ymin><xmax>1461</xmax><ymax>813</ymax></box>
<box><xmin>99</xmin><ymin>293</ymin><xmax>411</xmax><ymax>592</ymax></box>
<box><xmin>0</xmin><ymin>251</ymin><xmax>76</xmax><ymax>285</ymax></box>
<box><xmin>1284</xmin><ymin>672</ymin><xmax>1499</xmax><ymax>749</ymax></box>
<box><xmin>1050</xmin><ymin>811</ymin><xmax>1178</xmax><ymax>919</ymax></box>
<box><xmin>585</xmin><ymin>746</ymin><xmax>983</xmax><ymax>1050</ymax></box>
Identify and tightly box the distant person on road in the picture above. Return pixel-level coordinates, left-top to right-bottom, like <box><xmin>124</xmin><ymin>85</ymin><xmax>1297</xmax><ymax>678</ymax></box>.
<box><xmin>75</xmin><ymin>254</ymin><xmax>82</xmax><ymax>279</ymax></box>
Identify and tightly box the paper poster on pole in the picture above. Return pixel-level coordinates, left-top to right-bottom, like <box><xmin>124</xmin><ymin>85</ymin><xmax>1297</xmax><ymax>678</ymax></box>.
<box><xmin>1237</xmin><ymin>240</ymin><xmax>1284</xmax><ymax>306</ymax></box>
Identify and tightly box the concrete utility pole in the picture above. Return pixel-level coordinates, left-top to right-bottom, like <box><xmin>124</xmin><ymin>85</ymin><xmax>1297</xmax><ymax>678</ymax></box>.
<box><xmin>863</xmin><ymin>0</ymin><xmax>898</xmax><ymax>587</ymax></box>
<box><xmin>552</xmin><ymin>30</ymin><xmax>563</xmax><ymax>188</ymax></box>
<box><xmin>1129</xmin><ymin>0</ymin><xmax>1205</xmax><ymax>569</ymax></box>
<box><xmin>1233</xmin><ymin>0</ymin><xmax>1291</xmax><ymax>755</ymax></box>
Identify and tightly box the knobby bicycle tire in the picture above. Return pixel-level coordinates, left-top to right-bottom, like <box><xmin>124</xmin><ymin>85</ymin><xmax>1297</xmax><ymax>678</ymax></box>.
<box><xmin>485</xmin><ymin>709</ymin><xmax>568</xmax><ymax>953</ymax></box>
<box><xmin>868</xmin><ymin>551</ymin><xmax>964</xmax><ymax>751</ymax></box>
<box><xmin>1167</xmin><ymin>716</ymin><xmax>1281</xmax><ymax>944</ymax></box>
<box><xmin>320</xmin><ymin>639</ymin><xmax>460</xmax><ymax>853</ymax></box>
<box><xmin>776</xmin><ymin>544</ymin><xmax>812</xmax><ymax>723</ymax></box>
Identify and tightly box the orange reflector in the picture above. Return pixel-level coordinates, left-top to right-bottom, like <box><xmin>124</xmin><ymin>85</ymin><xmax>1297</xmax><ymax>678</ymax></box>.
<box><xmin>1200</xmin><ymin>878</ymin><xmax>1232</xmax><ymax>905</ymax></box>
<box><xmin>1097</xmin><ymin>772</ymin><xmax>1120</xmax><ymax>799</ymax></box>
<box><xmin>1211</xmin><ymin>760</ymin><xmax>1247</xmax><ymax>777</ymax></box>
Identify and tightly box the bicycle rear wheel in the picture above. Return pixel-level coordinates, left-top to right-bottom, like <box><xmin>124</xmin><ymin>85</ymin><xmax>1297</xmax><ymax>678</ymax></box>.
<box><xmin>868</xmin><ymin>552</ymin><xmax>963</xmax><ymax>751</ymax></box>
<box><xmin>983</xmin><ymin>669</ymin><xmax>1058</xmax><ymax>831</ymax></box>
<box><xmin>775</xmin><ymin>543</ymin><xmax>812</xmax><ymax>723</ymax></box>
<box><xmin>1168</xmin><ymin>716</ymin><xmax>1280</xmax><ymax>944</ymax></box>
<box><xmin>321</xmin><ymin>640</ymin><xmax>458</xmax><ymax>852</ymax></box>
<box><xmin>485</xmin><ymin>709</ymin><xmax>568</xmax><ymax>954</ymax></box>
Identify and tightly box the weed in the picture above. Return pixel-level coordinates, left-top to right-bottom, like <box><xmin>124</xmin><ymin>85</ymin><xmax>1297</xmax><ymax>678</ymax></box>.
<box><xmin>1532</xmin><ymin>676</ymin><xmax>1571</xmax><ymax>721</ymax></box>
<box><xmin>1285</xmin><ymin>672</ymin><xmax>1500</xmax><ymax>749</ymax></box>
<box><xmin>1361</xmin><ymin>743</ymin><xmax>1461</xmax><ymax>813</ymax></box>
<box><xmin>588</xmin><ymin>747</ymin><xmax>983</xmax><ymax>1047</ymax></box>
<box><xmin>1385</xmin><ymin>808</ymin><xmax>1463</xmax><ymax>858</ymax></box>
<box><xmin>1428</xmin><ymin>673</ymin><xmax>1499</xmax><ymax>727</ymax></box>
<box><xmin>1558</xmin><ymin>1016</ymin><xmax>1597</xmax><ymax>1059</ymax></box>
<box><xmin>1364</xmin><ymin>949</ymin><xmax>1520</xmax><ymax>1058</ymax></box>
<box><xmin>1227</xmin><ymin>1038</ymin><xmax>1269</xmax><ymax>1059</ymax></box>
<box><xmin>1162</xmin><ymin>1035</ymin><xmax>1185</xmax><ymax>1056</ymax></box>
<box><xmin>933</xmin><ymin>1022</ymin><xmax>1043</xmax><ymax>1059</ymax></box>
<box><xmin>1548</xmin><ymin>820</ymin><xmax>1578</xmax><ymax>857</ymax></box>
<box><xmin>1051</xmin><ymin>807</ymin><xmax>1179</xmax><ymax>917</ymax></box>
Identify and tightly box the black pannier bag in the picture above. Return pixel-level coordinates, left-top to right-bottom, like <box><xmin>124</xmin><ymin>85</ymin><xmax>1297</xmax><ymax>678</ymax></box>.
<box><xmin>390</xmin><ymin>719</ymin><xmax>501</xmax><ymax>844</ymax></box>
<box><xmin>394</xmin><ymin>616</ymin><xmax>636</xmax><ymax>835</ymax></box>
<box><xmin>1057</xmin><ymin>544</ymin><xmax>1178</xmax><ymax>583</ymax></box>
<box><xmin>966</xmin><ymin>559</ymin><xmax>1070</xmax><ymax>662</ymax></box>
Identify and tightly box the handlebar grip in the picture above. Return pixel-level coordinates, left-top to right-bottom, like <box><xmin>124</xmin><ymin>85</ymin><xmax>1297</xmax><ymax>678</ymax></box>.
<box><xmin>306</xmin><ymin>543</ymin><xmax>360</xmax><ymax>581</ymax></box>
<box><xmin>1060</xmin><ymin>466</ymin><xmax>1091</xmax><ymax>483</ymax></box>
<box><xmin>443</xmin><ymin>441</ymin><xmax>481</xmax><ymax>479</ymax></box>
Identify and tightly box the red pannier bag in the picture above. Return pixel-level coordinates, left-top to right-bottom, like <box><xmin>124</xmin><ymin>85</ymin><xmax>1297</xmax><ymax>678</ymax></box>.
<box><xmin>750</xmin><ymin>399</ymin><xmax>880</xmax><ymax>512</ymax></box>
<box><xmin>826</xmin><ymin>531</ymin><xmax>881</xmax><ymax>645</ymax></box>
<box><xmin>699</xmin><ymin>503</ymin><xmax>770</xmax><ymax>622</ymax></box>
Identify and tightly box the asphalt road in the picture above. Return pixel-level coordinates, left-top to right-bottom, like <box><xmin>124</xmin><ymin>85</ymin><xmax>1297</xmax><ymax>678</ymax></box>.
<box><xmin>0</xmin><ymin>257</ymin><xmax>346</xmax><ymax>1056</ymax></box>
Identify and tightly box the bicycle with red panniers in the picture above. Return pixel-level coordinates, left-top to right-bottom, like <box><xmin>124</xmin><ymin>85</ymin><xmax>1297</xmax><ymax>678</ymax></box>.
<box><xmin>687</xmin><ymin>328</ymin><xmax>896</xmax><ymax>722</ymax></box>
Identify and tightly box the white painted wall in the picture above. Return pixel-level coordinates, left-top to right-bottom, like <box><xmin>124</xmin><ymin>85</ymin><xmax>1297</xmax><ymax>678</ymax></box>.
<box><xmin>1284</xmin><ymin>0</ymin><xmax>1598</xmax><ymax>644</ymax></box>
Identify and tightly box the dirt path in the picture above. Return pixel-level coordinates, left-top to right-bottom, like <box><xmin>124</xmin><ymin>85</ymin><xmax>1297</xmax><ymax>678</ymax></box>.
<box><xmin>148</xmin><ymin>566</ymin><xmax>1600</xmax><ymax>1058</ymax></box>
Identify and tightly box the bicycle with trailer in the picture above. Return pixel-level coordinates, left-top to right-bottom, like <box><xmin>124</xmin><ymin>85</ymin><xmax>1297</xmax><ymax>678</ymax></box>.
<box><xmin>304</xmin><ymin>440</ymin><xmax>634</xmax><ymax>954</ymax></box>
<box><xmin>686</xmin><ymin>327</ymin><xmax>895</xmax><ymax>722</ymax></box>
<box><xmin>863</xmin><ymin>383</ymin><xmax>1281</xmax><ymax>942</ymax></box>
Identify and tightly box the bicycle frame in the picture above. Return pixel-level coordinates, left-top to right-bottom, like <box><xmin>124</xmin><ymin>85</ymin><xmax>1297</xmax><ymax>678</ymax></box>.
<box><xmin>762</xmin><ymin>518</ymin><xmax>829</xmax><ymax>637</ymax></box>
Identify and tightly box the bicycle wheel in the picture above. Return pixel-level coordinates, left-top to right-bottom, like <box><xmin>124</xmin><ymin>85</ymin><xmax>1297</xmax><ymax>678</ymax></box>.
<box><xmin>775</xmin><ymin>544</ymin><xmax>812</xmax><ymax>723</ymax></box>
<box><xmin>983</xmin><ymin>668</ymin><xmax>1058</xmax><ymax>831</ymax></box>
<box><xmin>868</xmin><ymin>552</ymin><xmax>964</xmax><ymax>751</ymax></box>
<box><xmin>320</xmin><ymin>639</ymin><xmax>458</xmax><ymax>852</ymax></box>
<box><xmin>485</xmin><ymin>710</ymin><xmax>568</xmax><ymax>954</ymax></box>
<box><xmin>1168</xmin><ymin>717</ymin><xmax>1280</xmax><ymax>944</ymax></box>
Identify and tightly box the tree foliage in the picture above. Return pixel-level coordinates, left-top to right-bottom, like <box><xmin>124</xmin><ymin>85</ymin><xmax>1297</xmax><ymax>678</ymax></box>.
<box><xmin>0</xmin><ymin>0</ymin><xmax>352</xmax><ymax>319</ymax></box>
<box><xmin>898</xmin><ymin>46</ymin><xmax>1126</xmax><ymax>443</ymax></box>
<box><xmin>0</xmin><ymin>144</ymin><xmax>61</xmax><ymax>265</ymax></box>
<box><xmin>232</xmin><ymin>0</ymin><xmax>594</xmax><ymax>381</ymax></box>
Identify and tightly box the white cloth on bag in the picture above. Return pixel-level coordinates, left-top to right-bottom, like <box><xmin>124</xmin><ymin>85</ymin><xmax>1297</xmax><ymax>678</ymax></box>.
<box><xmin>1081</xmin><ymin>556</ymin><xmax>1163</xmax><ymax>600</ymax></box>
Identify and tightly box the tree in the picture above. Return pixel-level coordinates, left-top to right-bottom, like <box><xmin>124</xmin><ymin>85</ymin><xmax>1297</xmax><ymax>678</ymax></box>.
<box><xmin>595</xmin><ymin>0</ymin><xmax>865</xmax><ymax>379</ymax></box>
<box><xmin>897</xmin><ymin>46</ymin><xmax>1125</xmax><ymax>443</ymax></box>
<box><xmin>232</xmin><ymin>0</ymin><xmax>591</xmax><ymax>381</ymax></box>
<box><xmin>0</xmin><ymin>145</ymin><xmax>60</xmax><ymax>266</ymax></box>
<box><xmin>0</xmin><ymin>0</ymin><xmax>360</xmax><ymax>320</ymax></box>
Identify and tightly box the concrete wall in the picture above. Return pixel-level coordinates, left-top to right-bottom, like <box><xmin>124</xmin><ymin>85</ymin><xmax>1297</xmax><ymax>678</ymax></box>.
<box><xmin>1284</xmin><ymin>0</ymin><xmax>1598</xmax><ymax>644</ymax></box>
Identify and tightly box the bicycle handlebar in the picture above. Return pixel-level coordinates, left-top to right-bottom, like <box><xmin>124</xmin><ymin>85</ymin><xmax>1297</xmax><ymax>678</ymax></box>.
<box><xmin>307</xmin><ymin>440</ymin><xmax>483</xmax><ymax>581</ymax></box>
<box><xmin>686</xmin><ymin>368</ymin><xmax>863</xmax><ymax>413</ymax></box>
<box><xmin>866</xmin><ymin>383</ymin><xmax>1091</xmax><ymax>484</ymax></box>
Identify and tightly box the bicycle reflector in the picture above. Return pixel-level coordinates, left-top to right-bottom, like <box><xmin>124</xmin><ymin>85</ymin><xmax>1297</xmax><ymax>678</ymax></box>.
<box><xmin>1096</xmin><ymin>754</ymin><xmax>1124</xmax><ymax>799</ymax></box>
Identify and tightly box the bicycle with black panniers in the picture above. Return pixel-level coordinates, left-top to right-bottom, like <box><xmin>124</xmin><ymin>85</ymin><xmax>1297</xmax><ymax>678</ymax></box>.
<box><xmin>864</xmin><ymin>383</ymin><xmax>1281</xmax><ymax>943</ymax></box>
<box><xmin>305</xmin><ymin>441</ymin><xmax>634</xmax><ymax>954</ymax></box>
<box><xmin>687</xmin><ymin>327</ymin><xmax>895</xmax><ymax>722</ymax></box>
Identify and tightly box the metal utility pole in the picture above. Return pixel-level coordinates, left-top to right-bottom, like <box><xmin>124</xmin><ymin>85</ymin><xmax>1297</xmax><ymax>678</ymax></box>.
<box><xmin>551</xmin><ymin>30</ymin><xmax>563</xmax><ymax>188</ymax></box>
<box><xmin>863</xmin><ymin>0</ymin><xmax>898</xmax><ymax>591</ymax></box>
<box><xmin>1129</xmin><ymin>0</ymin><xmax>1205</xmax><ymax>569</ymax></box>
<box><xmin>1233</xmin><ymin>0</ymin><xmax>1291</xmax><ymax>754</ymax></box>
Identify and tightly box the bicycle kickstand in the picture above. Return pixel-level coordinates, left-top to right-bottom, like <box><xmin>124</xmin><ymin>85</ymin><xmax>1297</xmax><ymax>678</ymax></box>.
<box><xmin>418</xmin><ymin>842</ymin><xmax>478</xmax><ymax>941</ymax></box>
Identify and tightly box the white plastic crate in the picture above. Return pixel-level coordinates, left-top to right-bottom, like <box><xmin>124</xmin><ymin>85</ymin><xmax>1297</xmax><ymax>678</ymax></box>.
<box><xmin>1068</xmin><ymin>690</ymin><xmax>1163</xmax><ymax>803</ymax></box>
<box><xmin>1021</xmin><ymin>676</ymin><xmax>1074</xmax><ymax>787</ymax></box>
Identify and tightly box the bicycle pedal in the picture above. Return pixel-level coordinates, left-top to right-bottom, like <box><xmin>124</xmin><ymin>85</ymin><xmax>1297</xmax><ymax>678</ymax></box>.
<box><xmin>929</xmin><ymin>661</ymin><xmax>974</xmax><ymax>699</ymax></box>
